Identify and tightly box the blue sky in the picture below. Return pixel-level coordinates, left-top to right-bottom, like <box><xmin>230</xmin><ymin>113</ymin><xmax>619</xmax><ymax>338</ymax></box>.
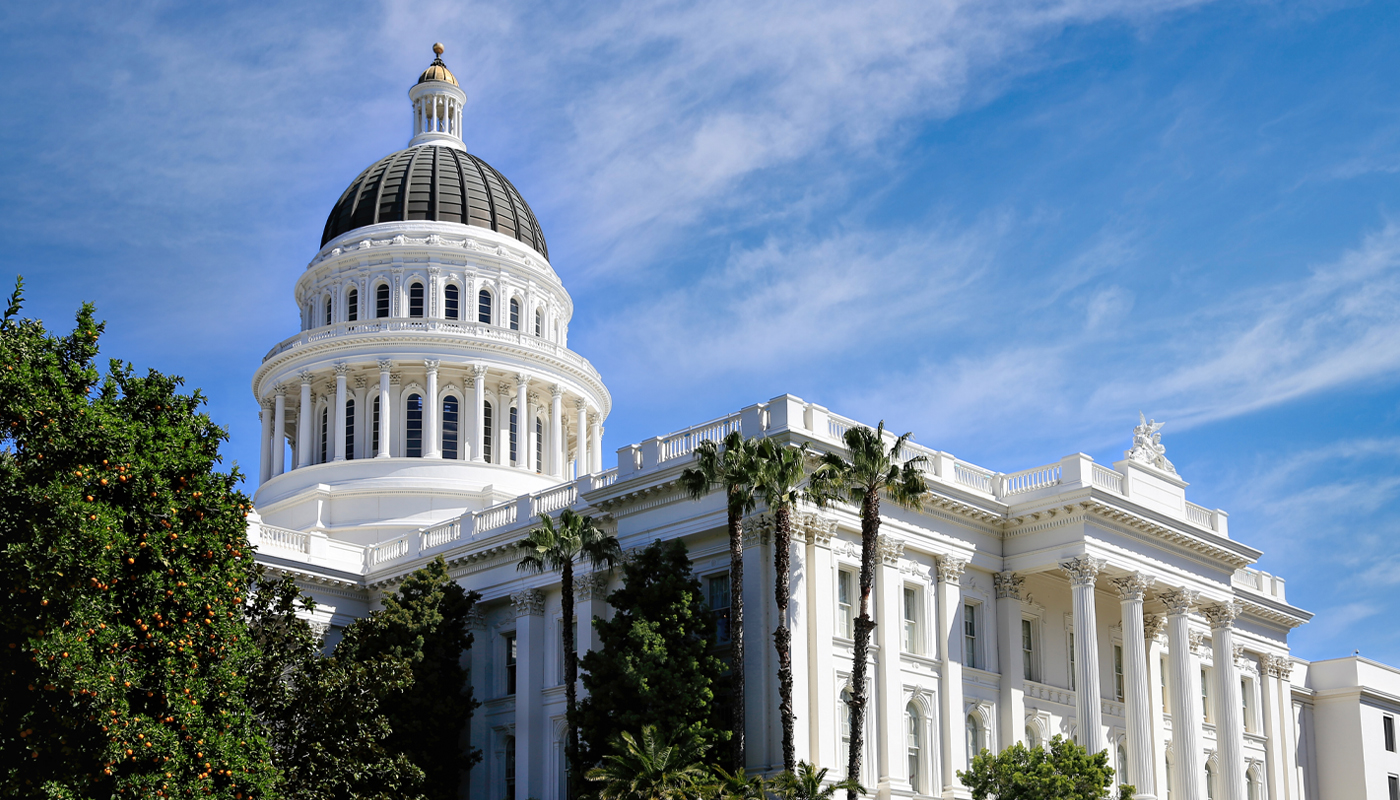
<box><xmin>2</xmin><ymin>0</ymin><xmax>1399</xmax><ymax>663</ymax></box>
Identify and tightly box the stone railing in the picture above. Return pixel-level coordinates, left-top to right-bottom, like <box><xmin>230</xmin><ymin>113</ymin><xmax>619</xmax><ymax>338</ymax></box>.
<box><xmin>953</xmin><ymin>462</ymin><xmax>997</xmax><ymax>494</ymax></box>
<box><xmin>476</xmin><ymin>502</ymin><xmax>518</xmax><ymax>534</ymax></box>
<box><xmin>1001</xmin><ymin>463</ymin><xmax>1062</xmax><ymax>498</ymax></box>
<box><xmin>1023</xmin><ymin>680</ymin><xmax>1075</xmax><ymax>706</ymax></box>
<box><xmin>657</xmin><ymin>414</ymin><xmax>743</xmax><ymax>464</ymax></box>
<box><xmin>1185</xmin><ymin>501</ymin><xmax>1216</xmax><ymax>531</ymax></box>
<box><xmin>256</xmin><ymin>524</ymin><xmax>308</xmax><ymax>554</ymax></box>
<box><xmin>531</xmin><ymin>483</ymin><xmax>577</xmax><ymax>517</ymax></box>
<box><xmin>370</xmin><ymin>537</ymin><xmax>409</xmax><ymax>566</ymax></box>
<box><xmin>420</xmin><ymin>518</ymin><xmax>461</xmax><ymax>551</ymax></box>
<box><xmin>1091</xmin><ymin>464</ymin><xmax>1124</xmax><ymax>494</ymax></box>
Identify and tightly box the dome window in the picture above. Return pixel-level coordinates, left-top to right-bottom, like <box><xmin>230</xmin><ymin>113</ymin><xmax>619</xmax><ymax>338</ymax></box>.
<box><xmin>324</xmin><ymin>297</ymin><xmax>332</xmax><ymax>327</ymax></box>
<box><xmin>445</xmin><ymin>284</ymin><xmax>460</xmax><ymax>320</ymax></box>
<box><xmin>478</xmin><ymin>289</ymin><xmax>492</xmax><ymax>324</ymax></box>
<box><xmin>347</xmin><ymin>288</ymin><xmax>359</xmax><ymax>322</ymax></box>
<box><xmin>535</xmin><ymin>308</ymin><xmax>543</xmax><ymax>337</ymax></box>
<box><xmin>319</xmin><ymin>406</ymin><xmax>329</xmax><ymax>463</ymax></box>
<box><xmin>482</xmin><ymin>401</ymin><xmax>494</xmax><ymax>462</ymax></box>
<box><xmin>344</xmin><ymin>398</ymin><xmax>355</xmax><ymax>460</ymax></box>
<box><xmin>442</xmin><ymin>396</ymin><xmax>460</xmax><ymax>459</ymax></box>
<box><xmin>406</xmin><ymin>394</ymin><xmax>424</xmax><ymax>458</ymax></box>
<box><xmin>509</xmin><ymin>298</ymin><xmax>520</xmax><ymax>331</ymax></box>
<box><xmin>376</xmin><ymin>284</ymin><xmax>390</xmax><ymax>319</ymax></box>
<box><xmin>409</xmin><ymin>282</ymin><xmax>425</xmax><ymax>318</ymax></box>
<box><xmin>509</xmin><ymin>406</ymin><xmax>518</xmax><ymax>463</ymax></box>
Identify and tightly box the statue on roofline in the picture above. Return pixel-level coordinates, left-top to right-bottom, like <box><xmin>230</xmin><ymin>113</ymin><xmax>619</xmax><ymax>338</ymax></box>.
<box><xmin>1126</xmin><ymin>412</ymin><xmax>1176</xmax><ymax>474</ymax></box>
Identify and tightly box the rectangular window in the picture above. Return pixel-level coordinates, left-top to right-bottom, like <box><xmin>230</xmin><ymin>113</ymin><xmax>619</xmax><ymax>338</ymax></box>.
<box><xmin>371</xmin><ymin>395</ymin><xmax>380</xmax><ymax>457</ymax></box>
<box><xmin>1389</xmin><ymin>775</ymin><xmax>1398</xmax><ymax>800</ymax></box>
<box><xmin>509</xmin><ymin>407</ymin><xmax>518</xmax><ymax>464</ymax></box>
<box><xmin>504</xmin><ymin>632</ymin><xmax>517</xmax><ymax>695</ymax></box>
<box><xmin>1386</xmin><ymin>715</ymin><xmax>1396</xmax><ymax>752</ymax></box>
<box><xmin>902</xmin><ymin>587</ymin><xmax>919</xmax><ymax>654</ymax></box>
<box><xmin>344</xmin><ymin>398</ymin><xmax>355</xmax><ymax>460</ymax></box>
<box><xmin>1242</xmin><ymin>678</ymin><xmax>1253</xmax><ymax>733</ymax></box>
<box><xmin>505</xmin><ymin>735</ymin><xmax>517</xmax><ymax>800</ymax></box>
<box><xmin>707</xmin><ymin>575</ymin><xmax>731</xmax><ymax>645</ymax></box>
<box><xmin>1161</xmin><ymin>656</ymin><xmax>1169</xmax><ymax>713</ymax></box>
<box><xmin>1202</xmin><ymin>667</ymin><xmax>1211</xmax><ymax>723</ymax></box>
<box><xmin>1114</xmin><ymin>644</ymin><xmax>1125</xmax><ymax>701</ymax></box>
<box><xmin>963</xmin><ymin>603</ymin><xmax>978</xmax><ymax>669</ymax></box>
<box><xmin>837</xmin><ymin>570</ymin><xmax>854</xmax><ymax>639</ymax></box>
<box><xmin>1068</xmin><ymin>631</ymin><xmax>1076</xmax><ymax>691</ymax></box>
<box><xmin>1022</xmin><ymin>619</ymin><xmax>1036</xmax><ymax>682</ymax></box>
<box><xmin>445</xmin><ymin>285</ymin><xmax>459</xmax><ymax>320</ymax></box>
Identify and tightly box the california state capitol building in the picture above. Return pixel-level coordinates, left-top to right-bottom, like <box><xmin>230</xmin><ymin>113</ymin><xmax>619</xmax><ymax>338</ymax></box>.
<box><xmin>246</xmin><ymin>46</ymin><xmax>1400</xmax><ymax>800</ymax></box>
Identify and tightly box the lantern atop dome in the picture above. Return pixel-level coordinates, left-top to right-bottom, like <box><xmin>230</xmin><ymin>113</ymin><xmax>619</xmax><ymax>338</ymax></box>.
<box><xmin>408</xmin><ymin>44</ymin><xmax>466</xmax><ymax>149</ymax></box>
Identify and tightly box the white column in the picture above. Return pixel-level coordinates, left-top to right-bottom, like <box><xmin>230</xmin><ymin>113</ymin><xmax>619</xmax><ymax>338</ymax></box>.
<box><xmin>549</xmin><ymin>385</ymin><xmax>564</xmax><ymax>478</ymax></box>
<box><xmin>1206</xmin><ymin>603</ymin><xmax>1246</xmax><ymax>800</ymax></box>
<box><xmin>589</xmin><ymin>413</ymin><xmax>603</xmax><ymax>474</ymax></box>
<box><xmin>575</xmin><ymin>399</ymin><xmax>589</xmax><ymax>477</ymax></box>
<box><xmin>936</xmin><ymin>555</ymin><xmax>970</xmax><ymax>800</ymax></box>
<box><xmin>512</xmin><ymin>590</ymin><xmax>545</xmax><ymax>800</ymax></box>
<box><xmin>496</xmin><ymin>382</ymin><xmax>511</xmax><ymax>466</ymax></box>
<box><xmin>273</xmin><ymin>387</ymin><xmax>286</xmax><ymax>475</ymax></box>
<box><xmin>514</xmin><ymin>374</ymin><xmax>530</xmax><ymax>470</ymax></box>
<box><xmin>1112</xmin><ymin>574</ymin><xmax>1158</xmax><ymax>800</ymax></box>
<box><xmin>1160</xmin><ymin>589</ymin><xmax>1203</xmax><ymax>800</ymax></box>
<box><xmin>1146</xmin><ymin>616</ymin><xmax>1171</xmax><ymax>799</ymax></box>
<box><xmin>790</xmin><ymin>516</ymin><xmax>813</xmax><ymax>766</ymax></box>
<box><xmin>1061</xmin><ymin>556</ymin><xmax>1107</xmax><ymax>756</ymax></box>
<box><xmin>472</xmin><ymin>365</ymin><xmax>487</xmax><ymax>462</ymax></box>
<box><xmin>876</xmin><ymin>536</ymin><xmax>906</xmax><ymax>790</ymax></box>
<box><xmin>1259</xmin><ymin>654</ymin><xmax>1293</xmax><ymax>800</ymax></box>
<box><xmin>376</xmin><ymin>360</ymin><xmax>392</xmax><ymax>459</ymax></box>
<box><xmin>332</xmin><ymin>365</ymin><xmax>348</xmax><ymax>462</ymax></box>
<box><xmin>424</xmin><ymin>360</ymin><xmax>440</xmax><ymax>458</ymax></box>
<box><xmin>526</xmin><ymin>391</ymin><xmax>540</xmax><ymax>472</ymax></box>
<box><xmin>258</xmin><ymin>400</ymin><xmax>273</xmax><ymax>484</ymax></box>
<box><xmin>994</xmin><ymin>572</ymin><xmax>1026</xmax><ymax>750</ymax></box>
<box><xmin>810</xmin><ymin>521</ymin><xmax>838</xmax><ymax>770</ymax></box>
<box><xmin>296</xmin><ymin>372</ymin><xmax>313</xmax><ymax>468</ymax></box>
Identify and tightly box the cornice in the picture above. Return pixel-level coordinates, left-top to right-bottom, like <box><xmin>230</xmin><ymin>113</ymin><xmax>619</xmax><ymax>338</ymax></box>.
<box><xmin>1077</xmin><ymin>500</ymin><xmax>1255</xmax><ymax>570</ymax></box>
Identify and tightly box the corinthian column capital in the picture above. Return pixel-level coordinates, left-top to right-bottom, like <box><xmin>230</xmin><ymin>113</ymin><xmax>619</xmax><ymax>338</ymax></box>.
<box><xmin>1202</xmin><ymin>601</ymin><xmax>1241</xmax><ymax>630</ymax></box>
<box><xmin>1157</xmin><ymin>588</ymin><xmax>1199</xmax><ymax>615</ymax></box>
<box><xmin>934</xmin><ymin>554</ymin><xmax>967</xmax><ymax>583</ymax></box>
<box><xmin>993</xmin><ymin>571</ymin><xmax>1024</xmax><ymax>600</ymax></box>
<box><xmin>1058</xmin><ymin>555</ymin><xmax>1106</xmax><ymax>587</ymax></box>
<box><xmin>1110</xmin><ymin>572</ymin><xmax>1155</xmax><ymax>601</ymax></box>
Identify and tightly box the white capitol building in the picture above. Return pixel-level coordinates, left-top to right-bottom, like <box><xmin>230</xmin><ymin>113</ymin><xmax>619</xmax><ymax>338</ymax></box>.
<box><xmin>249</xmin><ymin>47</ymin><xmax>1400</xmax><ymax>800</ymax></box>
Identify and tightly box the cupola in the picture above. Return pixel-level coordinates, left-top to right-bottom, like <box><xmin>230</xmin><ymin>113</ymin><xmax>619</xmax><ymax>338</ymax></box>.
<box><xmin>408</xmin><ymin>43</ymin><xmax>466</xmax><ymax>150</ymax></box>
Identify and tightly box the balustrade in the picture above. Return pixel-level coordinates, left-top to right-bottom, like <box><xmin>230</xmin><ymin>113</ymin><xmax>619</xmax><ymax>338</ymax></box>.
<box><xmin>657</xmin><ymin>414</ymin><xmax>742</xmax><ymax>463</ymax></box>
<box><xmin>1185</xmin><ymin>501</ymin><xmax>1215</xmax><ymax>530</ymax></box>
<box><xmin>1001</xmin><ymin>463</ymin><xmax>1062</xmax><ymax>497</ymax></box>
<box><xmin>1091</xmin><ymin>464</ymin><xmax>1124</xmax><ymax>493</ymax></box>
<box><xmin>257</xmin><ymin>524</ymin><xmax>308</xmax><ymax>554</ymax></box>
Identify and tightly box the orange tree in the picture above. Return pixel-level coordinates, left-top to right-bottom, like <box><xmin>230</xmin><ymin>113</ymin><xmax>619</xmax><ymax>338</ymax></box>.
<box><xmin>0</xmin><ymin>280</ymin><xmax>278</xmax><ymax>799</ymax></box>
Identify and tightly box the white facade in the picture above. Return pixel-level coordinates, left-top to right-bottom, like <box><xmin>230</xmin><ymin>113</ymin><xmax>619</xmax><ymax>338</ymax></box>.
<box><xmin>250</xmin><ymin>49</ymin><xmax>1392</xmax><ymax>800</ymax></box>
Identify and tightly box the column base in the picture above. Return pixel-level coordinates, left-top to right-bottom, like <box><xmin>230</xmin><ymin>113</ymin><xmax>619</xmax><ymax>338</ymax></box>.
<box><xmin>940</xmin><ymin>786</ymin><xmax>973</xmax><ymax>800</ymax></box>
<box><xmin>1131</xmin><ymin>793</ymin><xmax>1158</xmax><ymax>800</ymax></box>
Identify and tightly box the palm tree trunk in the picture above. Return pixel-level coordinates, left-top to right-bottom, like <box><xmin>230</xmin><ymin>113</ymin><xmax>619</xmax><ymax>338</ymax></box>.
<box><xmin>728</xmin><ymin>499</ymin><xmax>746</xmax><ymax>771</ymax></box>
<box><xmin>773</xmin><ymin>502</ymin><xmax>795</xmax><ymax>773</ymax></box>
<box><xmin>846</xmin><ymin>487</ymin><xmax>880</xmax><ymax>800</ymax></box>
<box><xmin>562</xmin><ymin>560</ymin><xmax>578</xmax><ymax>800</ymax></box>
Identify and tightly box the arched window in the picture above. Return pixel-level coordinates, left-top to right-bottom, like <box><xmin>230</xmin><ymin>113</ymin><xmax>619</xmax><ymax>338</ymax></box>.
<box><xmin>504</xmin><ymin>734</ymin><xmax>516</xmax><ymax>800</ymax></box>
<box><xmin>535</xmin><ymin>308</ymin><xmax>543</xmax><ymax>337</ymax></box>
<box><xmin>839</xmin><ymin>688</ymin><xmax>853</xmax><ymax>778</ymax></box>
<box><xmin>1246</xmin><ymin>770</ymin><xmax>1258</xmax><ymax>800</ymax></box>
<box><xmin>966</xmin><ymin>714</ymin><xmax>982</xmax><ymax>765</ymax></box>
<box><xmin>509</xmin><ymin>298</ymin><xmax>520</xmax><ymax>330</ymax></box>
<box><xmin>347</xmin><ymin>287</ymin><xmax>358</xmax><ymax>322</ymax></box>
<box><xmin>445</xmin><ymin>284</ymin><xmax>460</xmax><ymax>320</ymax></box>
<box><xmin>319</xmin><ymin>406</ymin><xmax>328</xmax><ymax>463</ymax></box>
<box><xmin>483</xmin><ymin>401</ymin><xmax>494</xmax><ymax>462</ymax></box>
<box><xmin>905</xmin><ymin>703</ymin><xmax>921</xmax><ymax>794</ymax></box>
<box><xmin>375</xmin><ymin>284</ymin><xmax>390</xmax><ymax>318</ymax></box>
<box><xmin>409</xmin><ymin>282</ymin><xmax>424</xmax><ymax>318</ymax></box>
<box><xmin>324</xmin><ymin>297</ymin><xmax>332</xmax><ymax>327</ymax></box>
<box><xmin>478</xmin><ymin>289</ymin><xmax>492</xmax><ymax>324</ymax></box>
<box><xmin>406</xmin><ymin>394</ymin><xmax>423</xmax><ymax>458</ymax></box>
<box><xmin>371</xmin><ymin>395</ymin><xmax>381</xmax><ymax>457</ymax></box>
<box><xmin>442</xmin><ymin>396</ymin><xmax>460</xmax><ymax>460</ymax></box>
<box><xmin>535</xmin><ymin>417</ymin><xmax>544</xmax><ymax>472</ymax></box>
<box><xmin>344</xmin><ymin>398</ymin><xmax>355</xmax><ymax>460</ymax></box>
<box><xmin>1025</xmin><ymin>724</ymin><xmax>1041</xmax><ymax>750</ymax></box>
<box><xmin>1117</xmin><ymin>743</ymin><xmax>1128</xmax><ymax>788</ymax></box>
<box><xmin>509</xmin><ymin>406</ymin><xmax>518</xmax><ymax>464</ymax></box>
<box><xmin>1205</xmin><ymin>763</ymin><xmax>1216</xmax><ymax>800</ymax></box>
<box><xmin>1165</xmin><ymin>753</ymin><xmax>1174</xmax><ymax>800</ymax></box>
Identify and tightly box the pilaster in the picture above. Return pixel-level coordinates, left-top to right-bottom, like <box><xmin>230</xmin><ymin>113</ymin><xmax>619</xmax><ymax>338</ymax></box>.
<box><xmin>993</xmin><ymin>571</ymin><xmax>1026</xmax><ymax>751</ymax></box>
<box><xmin>935</xmin><ymin>554</ymin><xmax>971</xmax><ymax>800</ymax></box>
<box><xmin>1112</xmin><ymin>573</ymin><xmax>1157</xmax><ymax>800</ymax></box>
<box><xmin>1060</xmin><ymin>556</ymin><xmax>1107</xmax><ymax>756</ymax></box>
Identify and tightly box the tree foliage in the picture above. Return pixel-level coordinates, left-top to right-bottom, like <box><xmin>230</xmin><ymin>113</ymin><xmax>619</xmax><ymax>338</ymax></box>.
<box><xmin>585</xmin><ymin>725</ymin><xmax>714</xmax><ymax>800</ymax></box>
<box><xmin>0</xmin><ymin>279</ymin><xmax>279</xmax><ymax>798</ymax></box>
<box><xmin>576</xmin><ymin>539</ymin><xmax>728</xmax><ymax>772</ymax></box>
<box><xmin>957</xmin><ymin>736</ymin><xmax>1133</xmax><ymax>800</ymax></box>
<box><xmin>334</xmin><ymin>556</ymin><xmax>481</xmax><ymax>800</ymax></box>
<box><xmin>767</xmin><ymin>762</ymin><xmax>863</xmax><ymax>800</ymax></box>
<box><xmin>244</xmin><ymin>571</ymin><xmax>426</xmax><ymax>800</ymax></box>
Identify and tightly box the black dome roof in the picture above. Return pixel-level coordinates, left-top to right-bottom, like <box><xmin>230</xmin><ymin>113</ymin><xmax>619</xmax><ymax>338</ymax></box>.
<box><xmin>321</xmin><ymin>145</ymin><xmax>548</xmax><ymax>257</ymax></box>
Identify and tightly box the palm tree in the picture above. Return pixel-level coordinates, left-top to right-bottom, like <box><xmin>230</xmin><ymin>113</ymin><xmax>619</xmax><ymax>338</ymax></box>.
<box><xmin>754</xmin><ymin>438</ymin><xmax>809</xmax><ymax>773</ymax></box>
<box><xmin>708</xmin><ymin>766</ymin><xmax>767</xmax><ymax>800</ymax></box>
<box><xmin>586</xmin><ymin>725</ymin><xmax>714</xmax><ymax>800</ymax></box>
<box><xmin>679</xmin><ymin>430</ymin><xmax>763</xmax><ymax>769</ymax></box>
<box><xmin>769</xmin><ymin>761</ymin><xmax>865</xmax><ymax>800</ymax></box>
<box><xmin>807</xmin><ymin>422</ymin><xmax>927</xmax><ymax>800</ymax></box>
<box><xmin>517</xmin><ymin>508</ymin><xmax>622</xmax><ymax>799</ymax></box>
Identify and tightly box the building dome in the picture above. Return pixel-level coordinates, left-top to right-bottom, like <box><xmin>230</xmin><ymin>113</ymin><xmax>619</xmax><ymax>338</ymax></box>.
<box><xmin>320</xmin><ymin>145</ymin><xmax>549</xmax><ymax>257</ymax></box>
<box><xmin>418</xmin><ymin>58</ymin><xmax>458</xmax><ymax>86</ymax></box>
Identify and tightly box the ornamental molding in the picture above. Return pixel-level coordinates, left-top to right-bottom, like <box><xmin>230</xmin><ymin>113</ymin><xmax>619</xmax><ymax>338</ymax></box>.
<box><xmin>333</xmin><ymin>362</ymin><xmax>350</xmax><ymax>376</ymax></box>
<box><xmin>1232</xmin><ymin>643</ymin><xmax>1246</xmax><ymax>664</ymax></box>
<box><xmin>573</xmin><ymin>572</ymin><xmax>610</xmax><ymax>601</ymax></box>
<box><xmin>993</xmin><ymin>571</ymin><xmax>1024</xmax><ymax>600</ymax></box>
<box><xmin>1202</xmin><ymin>602</ymin><xmax>1241</xmax><ymax>630</ymax></box>
<box><xmin>1260</xmin><ymin>653</ymin><xmax>1293</xmax><ymax>679</ymax></box>
<box><xmin>1143</xmin><ymin>614</ymin><xmax>1168</xmax><ymax>641</ymax></box>
<box><xmin>1059</xmin><ymin>556</ymin><xmax>1106</xmax><ymax>587</ymax></box>
<box><xmin>424</xmin><ymin>359</ymin><xmax>440</xmax><ymax>371</ymax></box>
<box><xmin>876</xmin><ymin>535</ymin><xmax>904</xmax><ymax>565</ymax></box>
<box><xmin>307</xmin><ymin>621</ymin><xmax>330</xmax><ymax>644</ymax></box>
<box><xmin>1158</xmin><ymin>589</ymin><xmax>1199</xmax><ymax>615</ymax></box>
<box><xmin>466</xmin><ymin>610</ymin><xmax>487</xmax><ymax>631</ymax></box>
<box><xmin>935</xmin><ymin>554</ymin><xmax>968</xmax><ymax>584</ymax></box>
<box><xmin>800</xmin><ymin>512</ymin><xmax>838</xmax><ymax>546</ymax></box>
<box><xmin>1078</xmin><ymin>500</ymin><xmax>1253</xmax><ymax>570</ymax></box>
<box><xmin>1111</xmin><ymin>573</ymin><xmax>1155</xmax><ymax>601</ymax></box>
<box><xmin>1188</xmin><ymin>629</ymin><xmax>1207</xmax><ymax>654</ymax></box>
<box><xmin>511</xmin><ymin>589</ymin><xmax>545</xmax><ymax>617</ymax></box>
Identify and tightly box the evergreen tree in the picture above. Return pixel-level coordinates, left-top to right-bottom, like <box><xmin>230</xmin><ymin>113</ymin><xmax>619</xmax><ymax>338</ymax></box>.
<box><xmin>244</xmin><ymin>571</ymin><xmax>426</xmax><ymax>800</ymax></box>
<box><xmin>576</xmin><ymin>539</ymin><xmax>728</xmax><ymax>771</ymax></box>
<box><xmin>334</xmin><ymin>556</ymin><xmax>480</xmax><ymax>800</ymax></box>
<box><xmin>0</xmin><ymin>280</ymin><xmax>279</xmax><ymax>798</ymax></box>
<box><xmin>957</xmin><ymin>736</ymin><xmax>1133</xmax><ymax>800</ymax></box>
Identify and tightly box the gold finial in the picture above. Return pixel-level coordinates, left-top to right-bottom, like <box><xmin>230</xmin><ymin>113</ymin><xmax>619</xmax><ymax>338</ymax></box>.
<box><xmin>433</xmin><ymin>43</ymin><xmax>445</xmax><ymax>56</ymax></box>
